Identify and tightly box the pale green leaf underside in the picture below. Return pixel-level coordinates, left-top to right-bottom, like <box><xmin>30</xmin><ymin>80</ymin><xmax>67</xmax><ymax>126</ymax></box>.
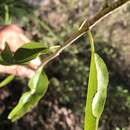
<box><xmin>84</xmin><ymin>30</ymin><xmax>109</xmax><ymax>130</ymax></box>
<box><xmin>8</xmin><ymin>66</ymin><xmax>49</xmax><ymax>122</ymax></box>
<box><xmin>92</xmin><ymin>53</ymin><xmax>109</xmax><ymax>118</ymax></box>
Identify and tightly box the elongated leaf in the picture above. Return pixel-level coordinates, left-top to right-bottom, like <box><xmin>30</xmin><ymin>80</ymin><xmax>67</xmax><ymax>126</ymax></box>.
<box><xmin>84</xmin><ymin>30</ymin><xmax>109</xmax><ymax>130</ymax></box>
<box><xmin>0</xmin><ymin>75</ymin><xmax>14</xmax><ymax>88</ymax></box>
<box><xmin>8</xmin><ymin>66</ymin><xmax>49</xmax><ymax>122</ymax></box>
<box><xmin>84</xmin><ymin>52</ymin><xmax>97</xmax><ymax>130</ymax></box>
<box><xmin>13</xmin><ymin>42</ymin><xmax>49</xmax><ymax>64</ymax></box>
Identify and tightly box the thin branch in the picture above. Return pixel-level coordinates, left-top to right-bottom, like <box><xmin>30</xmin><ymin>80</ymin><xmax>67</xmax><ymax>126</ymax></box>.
<box><xmin>41</xmin><ymin>0</ymin><xmax>130</xmax><ymax>67</ymax></box>
<box><xmin>88</xmin><ymin>0</ymin><xmax>130</xmax><ymax>28</ymax></box>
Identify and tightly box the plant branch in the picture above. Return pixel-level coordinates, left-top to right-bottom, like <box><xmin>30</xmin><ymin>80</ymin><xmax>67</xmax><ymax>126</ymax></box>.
<box><xmin>41</xmin><ymin>0</ymin><xmax>130</xmax><ymax>67</ymax></box>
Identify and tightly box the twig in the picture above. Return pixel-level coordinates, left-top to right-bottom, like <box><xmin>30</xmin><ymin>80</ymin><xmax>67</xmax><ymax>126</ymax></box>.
<box><xmin>41</xmin><ymin>0</ymin><xmax>130</xmax><ymax>67</ymax></box>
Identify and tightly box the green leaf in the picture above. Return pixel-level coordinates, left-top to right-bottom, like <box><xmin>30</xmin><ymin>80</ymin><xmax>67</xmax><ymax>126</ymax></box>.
<box><xmin>8</xmin><ymin>66</ymin><xmax>49</xmax><ymax>122</ymax></box>
<box><xmin>0</xmin><ymin>55</ymin><xmax>9</xmax><ymax>65</ymax></box>
<box><xmin>0</xmin><ymin>75</ymin><xmax>14</xmax><ymax>88</ymax></box>
<box><xmin>92</xmin><ymin>53</ymin><xmax>109</xmax><ymax>119</ymax></box>
<box><xmin>84</xmin><ymin>52</ymin><xmax>97</xmax><ymax>130</ymax></box>
<box><xmin>1</xmin><ymin>42</ymin><xmax>14</xmax><ymax>64</ymax></box>
<box><xmin>84</xmin><ymin>30</ymin><xmax>109</xmax><ymax>130</ymax></box>
<box><xmin>13</xmin><ymin>42</ymin><xmax>49</xmax><ymax>64</ymax></box>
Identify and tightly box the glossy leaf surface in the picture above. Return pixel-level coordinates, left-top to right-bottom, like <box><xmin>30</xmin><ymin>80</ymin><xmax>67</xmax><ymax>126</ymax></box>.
<box><xmin>13</xmin><ymin>42</ymin><xmax>49</xmax><ymax>64</ymax></box>
<box><xmin>8</xmin><ymin>66</ymin><xmax>49</xmax><ymax>122</ymax></box>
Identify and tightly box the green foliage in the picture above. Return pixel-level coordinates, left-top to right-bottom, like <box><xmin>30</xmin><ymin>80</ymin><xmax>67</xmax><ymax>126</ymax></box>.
<box><xmin>0</xmin><ymin>1</ymin><xmax>129</xmax><ymax>130</ymax></box>
<box><xmin>0</xmin><ymin>42</ymin><xmax>51</xmax><ymax>122</ymax></box>
<box><xmin>84</xmin><ymin>49</ymin><xmax>97</xmax><ymax>130</ymax></box>
<box><xmin>0</xmin><ymin>42</ymin><xmax>51</xmax><ymax>65</ymax></box>
<box><xmin>8</xmin><ymin>66</ymin><xmax>49</xmax><ymax>122</ymax></box>
<box><xmin>13</xmin><ymin>42</ymin><xmax>49</xmax><ymax>64</ymax></box>
<box><xmin>84</xmin><ymin>30</ymin><xmax>109</xmax><ymax>130</ymax></box>
<box><xmin>0</xmin><ymin>30</ymin><xmax>109</xmax><ymax>126</ymax></box>
<box><xmin>0</xmin><ymin>55</ymin><xmax>10</xmax><ymax>65</ymax></box>
<box><xmin>0</xmin><ymin>75</ymin><xmax>14</xmax><ymax>88</ymax></box>
<box><xmin>92</xmin><ymin>54</ymin><xmax>109</xmax><ymax>118</ymax></box>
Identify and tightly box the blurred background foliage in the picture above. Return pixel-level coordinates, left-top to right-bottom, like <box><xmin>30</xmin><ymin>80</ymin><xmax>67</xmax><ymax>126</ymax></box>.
<box><xmin>0</xmin><ymin>0</ymin><xmax>130</xmax><ymax>130</ymax></box>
